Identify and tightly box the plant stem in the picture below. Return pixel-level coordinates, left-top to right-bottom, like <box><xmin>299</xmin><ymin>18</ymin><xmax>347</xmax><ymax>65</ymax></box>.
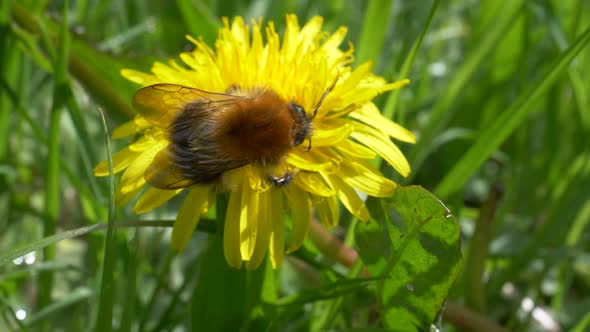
<box><xmin>464</xmin><ymin>185</ymin><xmax>503</xmax><ymax>312</ymax></box>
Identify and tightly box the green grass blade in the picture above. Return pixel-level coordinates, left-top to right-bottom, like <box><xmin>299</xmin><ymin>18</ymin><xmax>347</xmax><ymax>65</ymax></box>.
<box><xmin>176</xmin><ymin>0</ymin><xmax>219</xmax><ymax>44</ymax></box>
<box><xmin>37</xmin><ymin>0</ymin><xmax>70</xmax><ymax>315</ymax></box>
<box><xmin>94</xmin><ymin>110</ymin><xmax>117</xmax><ymax>332</ymax></box>
<box><xmin>406</xmin><ymin>1</ymin><xmax>525</xmax><ymax>182</ymax></box>
<box><xmin>382</xmin><ymin>0</ymin><xmax>440</xmax><ymax>122</ymax></box>
<box><xmin>26</xmin><ymin>288</ymin><xmax>92</xmax><ymax>327</ymax></box>
<box><xmin>572</xmin><ymin>311</ymin><xmax>590</xmax><ymax>332</ymax></box>
<box><xmin>10</xmin><ymin>2</ymin><xmax>137</xmax><ymax>119</ymax></box>
<box><xmin>0</xmin><ymin>295</ymin><xmax>29</xmax><ymax>332</ymax></box>
<box><xmin>0</xmin><ymin>220</ymin><xmax>211</xmax><ymax>268</ymax></box>
<box><xmin>0</xmin><ymin>9</ymin><xmax>19</xmax><ymax>161</ymax></box>
<box><xmin>150</xmin><ymin>256</ymin><xmax>201</xmax><ymax>332</ymax></box>
<box><xmin>310</xmin><ymin>260</ymin><xmax>364</xmax><ymax>331</ymax></box>
<box><xmin>0</xmin><ymin>224</ymin><xmax>103</xmax><ymax>266</ymax></box>
<box><xmin>65</xmin><ymin>96</ymin><xmax>103</xmax><ymax>204</ymax></box>
<box><xmin>0</xmin><ymin>76</ymin><xmax>99</xmax><ymax>207</ymax></box>
<box><xmin>138</xmin><ymin>251</ymin><xmax>174</xmax><ymax>332</ymax></box>
<box><xmin>435</xmin><ymin>24</ymin><xmax>590</xmax><ymax>199</ymax></box>
<box><xmin>118</xmin><ymin>231</ymin><xmax>139</xmax><ymax>332</ymax></box>
<box><xmin>356</xmin><ymin>0</ymin><xmax>395</xmax><ymax>67</ymax></box>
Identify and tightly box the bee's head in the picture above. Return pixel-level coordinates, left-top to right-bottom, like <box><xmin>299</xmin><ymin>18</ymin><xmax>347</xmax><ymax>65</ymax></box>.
<box><xmin>290</xmin><ymin>103</ymin><xmax>312</xmax><ymax>147</ymax></box>
<box><xmin>289</xmin><ymin>80</ymin><xmax>337</xmax><ymax>151</ymax></box>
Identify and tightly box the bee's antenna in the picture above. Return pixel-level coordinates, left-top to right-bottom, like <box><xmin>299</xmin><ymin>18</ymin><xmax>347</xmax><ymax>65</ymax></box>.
<box><xmin>311</xmin><ymin>78</ymin><xmax>338</xmax><ymax>120</ymax></box>
<box><xmin>307</xmin><ymin>77</ymin><xmax>338</xmax><ymax>152</ymax></box>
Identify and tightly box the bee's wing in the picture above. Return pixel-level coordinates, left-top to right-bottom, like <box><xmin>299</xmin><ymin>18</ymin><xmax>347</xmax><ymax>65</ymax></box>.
<box><xmin>145</xmin><ymin>143</ymin><xmax>250</xmax><ymax>189</ymax></box>
<box><xmin>132</xmin><ymin>83</ymin><xmax>240</xmax><ymax>128</ymax></box>
<box><xmin>134</xmin><ymin>83</ymin><xmax>253</xmax><ymax>189</ymax></box>
<box><xmin>144</xmin><ymin>144</ymin><xmax>200</xmax><ymax>189</ymax></box>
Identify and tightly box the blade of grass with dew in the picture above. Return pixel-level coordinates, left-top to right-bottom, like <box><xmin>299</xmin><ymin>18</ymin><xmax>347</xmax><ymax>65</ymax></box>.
<box><xmin>382</xmin><ymin>0</ymin><xmax>440</xmax><ymax>123</ymax></box>
<box><xmin>355</xmin><ymin>0</ymin><xmax>394</xmax><ymax>68</ymax></box>
<box><xmin>0</xmin><ymin>221</ymin><xmax>194</xmax><ymax>267</ymax></box>
<box><xmin>94</xmin><ymin>110</ymin><xmax>117</xmax><ymax>332</ymax></box>
<box><xmin>0</xmin><ymin>261</ymin><xmax>76</xmax><ymax>282</ymax></box>
<box><xmin>0</xmin><ymin>224</ymin><xmax>102</xmax><ymax>266</ymax></box>
<box><xmin>0</xmin><ymin>296</ymin><xmax>29</xmax><ymax>332</ymax></box>
<box><xmin>37</xmin><ymin>0</ymin><xmax>70</xmax><ymax>315</ymax></box>
<box><xmin>435</xmin><ymin>24</ymin><xmax>590</xmax><ymax>200</ymax></box>
<box><xmin>406</xmin><ymin>0</ymin><xmax>525</xmax><ymax>183</ymax></box>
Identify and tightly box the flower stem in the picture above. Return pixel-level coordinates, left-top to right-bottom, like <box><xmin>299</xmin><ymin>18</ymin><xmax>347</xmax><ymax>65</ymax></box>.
<box><xmin>464</xmin><ymin>185</ymin><xmax>503</xmax><ymax>312</ymax></box>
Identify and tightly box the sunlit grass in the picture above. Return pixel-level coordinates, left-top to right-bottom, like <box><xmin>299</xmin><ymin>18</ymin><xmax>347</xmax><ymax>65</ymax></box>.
<box><xmin>1</xmin><ymin>1</ymin><xmax>590</xmax><ymax>331</ymax></box>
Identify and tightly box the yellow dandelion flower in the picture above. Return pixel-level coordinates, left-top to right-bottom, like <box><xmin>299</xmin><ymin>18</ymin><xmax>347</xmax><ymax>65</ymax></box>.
<box><xmin>94</xmin><ymin>15</ymin><xmax>415</xmax><ymax>270</ymax></box>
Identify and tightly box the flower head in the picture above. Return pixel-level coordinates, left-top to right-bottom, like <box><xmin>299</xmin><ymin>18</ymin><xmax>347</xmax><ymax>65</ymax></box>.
<box><xmin>94</xmin><ymin>15</ymin><xmax>415</xmax><ymax>269</ymax></box>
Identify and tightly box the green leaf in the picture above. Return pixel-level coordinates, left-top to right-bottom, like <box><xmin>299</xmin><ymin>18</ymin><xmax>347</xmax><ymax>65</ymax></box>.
<box><xmin>356</xmin><ymin>186</ymin><xmax>462</xmax><ymax>332</ymax></box>
<box><xmin>190</xmin><ymin>196</ymin><xmax>247</xmax><ymax>331</ymax></box>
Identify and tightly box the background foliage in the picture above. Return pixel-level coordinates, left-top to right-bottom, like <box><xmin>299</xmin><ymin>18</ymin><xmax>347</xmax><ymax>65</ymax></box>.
<box><xmin>1</xmin><ymin>0</ymin><xmax>590</xmax><ymax>331</ymax></box>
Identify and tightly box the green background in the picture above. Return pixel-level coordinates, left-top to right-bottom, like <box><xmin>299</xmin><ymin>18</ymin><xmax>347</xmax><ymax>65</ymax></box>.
<box><xmin>1</xmin><ymin>0</ymin><xmax>589</xmax><ymax>331</ymax></box>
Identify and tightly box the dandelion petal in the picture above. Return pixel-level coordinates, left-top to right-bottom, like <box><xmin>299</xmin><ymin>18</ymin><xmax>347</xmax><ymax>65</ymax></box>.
<box><xmin>285</xmin><ymin>185</ymin><xmax>311</xmax><ymax>253</ymax></box>
<box><xmin>269</xmin><ymin>189</ymin><xmax>285</xmax><ymax>268</ymax></box>
<box><xmin>134</xmin><ymin>187</ymin><xmax>182</xmax><ymax>214</ymax></box>
<box><xmin>224</xmin><ymin>189</ymin><xmax>243</xmax><ymax>268</ymax></box>
<box><xmin>240</xmin><ymin>186</ymin><xmax>258</xmax><ymax>261</ymax></box>
<box><xmin>171</xmin><ymin>186</ymin><xmax>210</xmax><ymax>251</ymax></box>
<box><xmin>245</xmin><ymin>191</ymin><xmax>271</xmax><ymax>270</ymax></box>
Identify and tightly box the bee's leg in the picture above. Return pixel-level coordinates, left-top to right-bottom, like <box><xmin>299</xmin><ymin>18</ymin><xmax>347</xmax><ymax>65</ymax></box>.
<box><xmin>267</xmin><ymin>172</ymin><xmax>295</xmax><ymax>187</ymax></box>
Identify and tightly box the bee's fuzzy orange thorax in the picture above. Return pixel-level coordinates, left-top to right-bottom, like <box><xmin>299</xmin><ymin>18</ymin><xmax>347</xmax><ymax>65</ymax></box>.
<box><xmin>215</xmin><ymin>89</ymin><xmax>296</xmax><ymax>162</ymax></box>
